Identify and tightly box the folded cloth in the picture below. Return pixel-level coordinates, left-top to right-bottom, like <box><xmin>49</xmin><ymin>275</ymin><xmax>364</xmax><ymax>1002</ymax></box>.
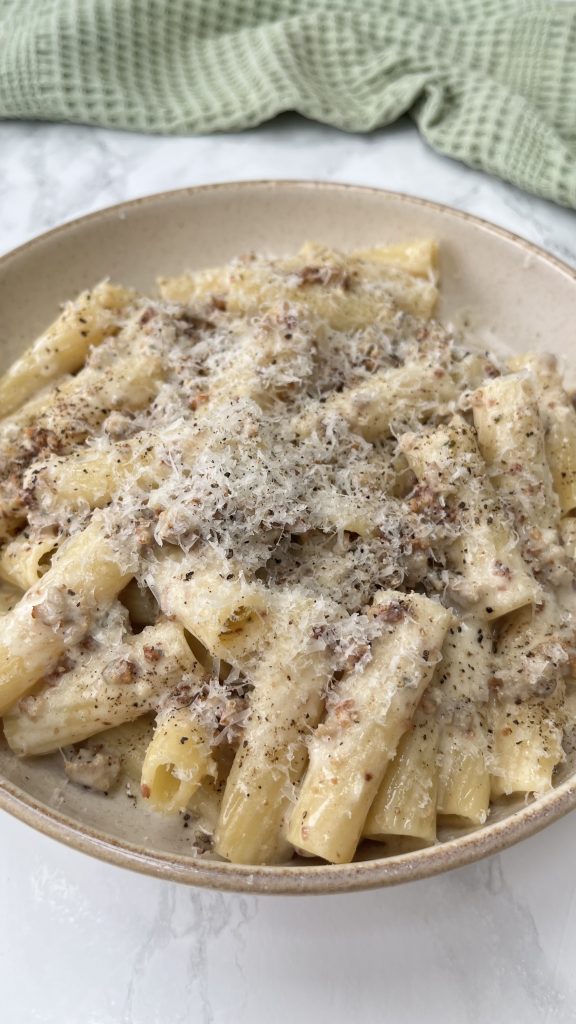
<box><xmin>0</xmin><ymin>0</ymin><xmax>575</xmax><ymax>208</ymax></box>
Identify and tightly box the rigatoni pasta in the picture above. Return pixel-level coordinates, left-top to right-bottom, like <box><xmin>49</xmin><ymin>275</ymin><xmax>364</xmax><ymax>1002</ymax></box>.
<box><xmin>215</xmin><ymin>591</ymin><xmax>335</xmax><ymax>865</ymax></box>
<box><xmin>0</xmin><ymin>239</ymin><xmax>573</xmax><ymax>866</ymax></box>
<box><xmin>363</xmin><ymin>707</ymin><xmax>441</xmax><ymax>845</ymax></box>
<box><xmin>286</xmin><ymin>592</ymin><xmax>451</xmax><ymax>863</ymax></box>
<box><xmin>400</xmin><ymin>417</ymin><xmax>539</xmax><ymax>618</ymax></box>
<box><xmin>0</xmin><ymin>514</ymin><xmax>135</xmax><ymax>714</ymax></box>
<box><xmin>0</xmin><ymin>281</ymin><xmax>135</xmax><ymax>417</ymax></box>
<box><xmin>508</xmin><ymin>354</ymin><xmax>576</xmax><ymax>514</ymax></box>
<box><xmin>3</xmin><ymin>618</ymin><xmax>200</xmax><ymax>755</ymax></box>
<box><xmin>140</xmin><ymin>706</ymin><xmax>217</xmax><ymax>814</ymax></box>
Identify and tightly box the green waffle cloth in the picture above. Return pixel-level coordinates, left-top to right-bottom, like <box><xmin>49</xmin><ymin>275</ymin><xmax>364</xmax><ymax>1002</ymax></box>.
<box><xmin>1</xmin><ymin>0</ymin><xmax>575</xmax><ymax>208</ymax></box>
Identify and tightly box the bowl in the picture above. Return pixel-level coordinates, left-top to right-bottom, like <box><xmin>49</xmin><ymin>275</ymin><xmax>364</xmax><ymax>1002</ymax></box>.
<box><xmin>1</xmin><ymin>181</ymin><xmax>575</xmax><ymax>894</ymax></box>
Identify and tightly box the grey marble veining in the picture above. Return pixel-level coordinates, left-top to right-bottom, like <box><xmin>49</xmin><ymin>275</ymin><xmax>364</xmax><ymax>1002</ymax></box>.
<box><xmin>1</xmin><ymin>115</ymin><xmax>576</xmax><ymax>1024</ymax></box>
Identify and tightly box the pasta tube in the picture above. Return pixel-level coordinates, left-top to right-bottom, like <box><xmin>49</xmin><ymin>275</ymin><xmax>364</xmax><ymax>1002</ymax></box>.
<box><xmin>472</xmin><ymin>373</ymin><xmax>559</xmax><ymax>531</ymax></box>
<box><xmin>28</xmin><ymin>424</ymin><xmax>207</xmax><ymax>514</ymax></box>
<box><xmin>350</xmin><ymin>239</ymin><xmax>438</xmax><ymax>280</ymax></box>
<box><xmin>0</xmin><ymin>282</ymin><xmax>134</xmax><ymax>417</ymax></box>
<box><xmin>0</xmin><ymin>351</ymin><xmax>164</xmax><ymax>476</ymax></box>
<box><xmin>3</xmin><ymin>619</ymin><xmax>199</xmax><ymax>755</ymax></box>
<box><xmin>435</xmin><ymin>618</ymin><xmax>493</xmax><ymax>825</ymax></box>
<box><xmin>493</xmin><ymin>596</ymin><xmax>574</xmax><ymax>698</ymax></box>
<box><xmin>159</xmin><ymin>242</ymin><xmax>438</xmax><ymax>328</ymax></box>
<box><xmin>140</xmin><ymin>707</ymin><xmax>217</xmax><ymax>814</ymax></box>
<box><xmin>28</xmin><ymin>435</ymin><xmax>160</xmax><ymax>511</ymax></box>
<box><xmin>436</xmin><ymin>714</ymin><xmax>491</xmax><ymax>826</ymax></box>
<box><xmin>295</xmin><ymin>361</ymin><xmax>456</xmax><ymax>442</ymax></box>
<box><xmin>490</xmin><ymin>691</ymin><xmax>565</xmax><ymax>797</ymax></box>
<box><xmin>490</xmin><ymin>598</ymin><xmax>569</xmax><ymax>797</ymax></box>
<box><xmin>287</xmin><ymin>591</ymin><xmax>452</xmax><ymax>864</ymax></box>
<box><xmin>149</xmin><ymin>547</ymin><xmax>269</xmax><ymax>665</ymax></box>
<box><xmin>214</xmin><ymin>593</ymin><xmax>333</xmax><ymax>865</ymax></box>
<box><xmin>402</xmin><ymin>416</ymin><xmax>539</xmax><ymax>619</ymax></box>
<box><xmin>0</xmin><ymin>514</ymin><xmax>134</xmax><ymax>713</ymax></box>
<box><xmin>0</xmin><ymin>530</ymin><xmax>59</xmax><ymax>591</ymax></box>
<box><xmin>363</xmin><ymin>707</ymin><xmax>440</xmax><ymax>844</ymax></box>
<box><xmin>437</xmin><ymin>720</ymin><xmax>490</xmax><ymax>829</ymax></box>
<box><xmin>367</xmin><ymin>616</ymin><xmax>492</xmax><ymax>835</ymax></box>
<box><xmin>509</xmin><ymin>354</ymin><xmax>576</xmax><ymax>513</ymax></box>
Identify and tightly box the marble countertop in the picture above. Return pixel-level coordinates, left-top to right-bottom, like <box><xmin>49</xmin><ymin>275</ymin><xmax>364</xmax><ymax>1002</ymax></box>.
<box><xmin>1</xmin><ymin>115</ymin><xmax>576</xmax><ymax>1024</ymax></box>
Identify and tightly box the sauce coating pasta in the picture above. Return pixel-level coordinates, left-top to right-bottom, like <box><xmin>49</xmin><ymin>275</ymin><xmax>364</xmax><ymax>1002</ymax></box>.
<box><xmin>0</xmin><ymin>240</ymin><xmax>574</xmax><ymax>865</ymax></box>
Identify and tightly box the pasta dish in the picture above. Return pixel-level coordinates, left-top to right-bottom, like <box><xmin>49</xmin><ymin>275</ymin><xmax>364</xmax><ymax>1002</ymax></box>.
<box><xmin>0</xmin><ymin>239</ymin><xmax>574</xmax><ymax>866</ymax></box>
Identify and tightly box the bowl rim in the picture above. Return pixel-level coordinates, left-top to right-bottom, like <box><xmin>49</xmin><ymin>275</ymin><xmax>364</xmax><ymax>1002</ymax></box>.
<box><xmin>1</xmin><ymin>179</ymin><xmax>575</xmax><ymax>895</ymax></box>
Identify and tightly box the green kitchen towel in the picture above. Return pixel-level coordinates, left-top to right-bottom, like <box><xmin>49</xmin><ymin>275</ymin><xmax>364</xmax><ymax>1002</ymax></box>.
<box><xmin>1</xmin><ymin>0</ymin><xmax>576</xmax><ymax>208</ymax></box>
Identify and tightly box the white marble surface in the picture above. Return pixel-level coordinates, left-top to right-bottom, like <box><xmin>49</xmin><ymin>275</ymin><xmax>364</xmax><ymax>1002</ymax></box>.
<box><xmin>1</xmin><ymin>115</ymin><xmax>576</xmax><ymax>1024</ymax></box>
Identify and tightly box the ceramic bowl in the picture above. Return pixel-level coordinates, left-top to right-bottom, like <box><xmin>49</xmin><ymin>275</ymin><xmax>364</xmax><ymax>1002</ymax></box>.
<box><xmin>1</xmin><ymin>181</ymin><xmax>575</xmax><ymax>894</ymax></box>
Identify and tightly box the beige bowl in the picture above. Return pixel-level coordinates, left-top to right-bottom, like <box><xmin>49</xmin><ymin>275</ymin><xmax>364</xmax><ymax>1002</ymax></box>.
<box><xmin>1</xmin><ymin>181</ymin><xmax>575</xmax><ymax>895</ymax></box>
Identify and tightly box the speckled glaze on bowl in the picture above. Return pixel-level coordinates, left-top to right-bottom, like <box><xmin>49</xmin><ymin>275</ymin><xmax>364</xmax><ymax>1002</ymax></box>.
<box><xmin>1</xmin><ymin>181</ymin><xmax>575</xmax><ymax>895</ymax></box>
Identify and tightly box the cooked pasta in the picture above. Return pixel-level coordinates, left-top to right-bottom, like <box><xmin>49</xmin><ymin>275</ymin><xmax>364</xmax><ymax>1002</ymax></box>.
<box><xmin>0</xmin><ymin>239</ymin><xmax>573</xmax><ymax>866</ymax></box>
